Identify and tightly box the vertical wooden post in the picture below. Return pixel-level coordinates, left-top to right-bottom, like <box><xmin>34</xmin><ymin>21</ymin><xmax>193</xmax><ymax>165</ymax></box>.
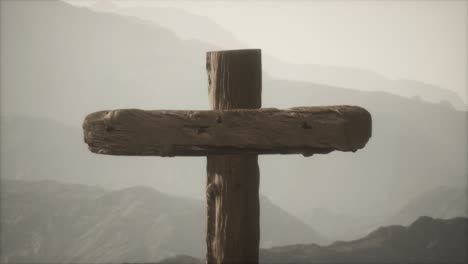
<box><xmin>206</xmin><ymin>49</ymin><xmax>262</xmax><ymax>264</ymax></box>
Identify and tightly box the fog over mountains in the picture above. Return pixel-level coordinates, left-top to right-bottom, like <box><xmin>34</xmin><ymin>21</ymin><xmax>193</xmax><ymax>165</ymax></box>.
<box><xmin>2</xmin><ymin>179</ymin><xmax>467</xmax><ymax>263</ymax></box>
<box><xmin>90</xmin><ymin>0</ymin><xmax>467</xmax><ymax>110</ymax></box>
<box><xmin>1</xmin><ymin>179</ymin><xmax>325</xmax><ymax>263</ymax></box>
<box><xmin>259</xmin><ymin>216</ymin><xmax>468</xmax><ymax>264</ymax></box>
<box><xmin>299</xmin><ymin>186</ymin><xmax>468</xmax><ymax>242</ymax></box>
<box><xmin>389</xmin><ymin>186</ymin><xmax>468</xmax><ymax>226</ymax></box>
<box><xmin>1</xmin><ymin>0</ymin><xmax>467</xmax><ymax>259</ymax></box>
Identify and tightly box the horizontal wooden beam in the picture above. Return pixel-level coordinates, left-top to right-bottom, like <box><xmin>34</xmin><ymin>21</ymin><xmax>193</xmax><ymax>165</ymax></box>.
<box><xmin>82</xmin><ymin>106</ymin><xmax>371</xmax><ymax>157</ymax></box>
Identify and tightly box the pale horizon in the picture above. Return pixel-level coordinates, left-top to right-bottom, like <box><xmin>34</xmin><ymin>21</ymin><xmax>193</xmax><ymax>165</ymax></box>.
<box><xmin>67</xmin><ymin>0</ymin><xmax>468</xmax><ymax>104</ymax></box>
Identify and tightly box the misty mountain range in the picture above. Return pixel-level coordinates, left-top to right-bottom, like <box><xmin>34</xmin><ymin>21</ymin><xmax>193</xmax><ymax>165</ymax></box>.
<box><xmin>389</xmin><ymin>186</ymin><xmax>468</xmax><ymax>226</ymax></box>
<box><xmin>1</xmin><ymin>179</ymin><xmax>324</xmax><ymax>263</ymax></box>
<box><xmin>159</xmin><ymin>219</ymin><xmax>468</xmax><ymax>263</ymax></box>
<box><xmin>259</xmin><ymin>216</ymin><xmax>468</xmax><ymax>263</ymax></box>
<box><xmin>2</xmin><ymin>179</ymin><xmax>467</xmax><ymax>264</ymax></box>
<box><xmin>90</xmin><ymin>0</ymin><xmax>467</xmax><ymax>110</ymax></box>
<box><xmin>298</xmin><ymin>186</ymin><xmax>468</xmax><ymax>242</ymax></box>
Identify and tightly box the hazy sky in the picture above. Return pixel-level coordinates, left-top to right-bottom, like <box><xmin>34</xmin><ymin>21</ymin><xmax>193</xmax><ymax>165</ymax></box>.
<box><xmin>70</xmin><ymin>0</ymin><xmax>468</xmax><ymax>103</ymax></box>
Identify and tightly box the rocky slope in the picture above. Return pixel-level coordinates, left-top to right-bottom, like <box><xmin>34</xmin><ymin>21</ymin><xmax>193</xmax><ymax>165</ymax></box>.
<box><xmin>154</xmin><ymin>216</ymin><xmax>468</xmax><ymax>263</ymax></box>
<box><xmin>260</xmin><ymin>216</ymin><xmax>468</xmax><ymax>263</ymax></box>
<box><xmin>0</xmin><ymin>179</ymin><xmax>323</xmax><ymax>263</ymax></box>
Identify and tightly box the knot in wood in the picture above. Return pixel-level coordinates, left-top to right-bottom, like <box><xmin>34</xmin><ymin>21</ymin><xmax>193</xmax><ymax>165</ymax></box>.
<box><xmin>206</xmin><ymin>182</ymin><xmax>219</xmax><ymax>202</ymax></box>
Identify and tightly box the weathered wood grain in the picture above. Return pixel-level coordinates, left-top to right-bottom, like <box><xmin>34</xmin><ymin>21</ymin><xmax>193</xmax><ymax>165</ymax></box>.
<box><xmin>206</xmin><ymin>49</ymin><xmax>261</xmax><ymax>264</ymax></box>
<box><xmin>82</xmin><ymin>106</ymin><xmax>372</xmax><ymax>157</ymax></box>
<box><xmin>206</xmin><ymin>155</ymin><xmax>259</xmax><ymax>264</ymax></box>
<box><xmin>207</xmin><ymin>49</ymin><xmax>262</xmax><ymax>110</ymax></box>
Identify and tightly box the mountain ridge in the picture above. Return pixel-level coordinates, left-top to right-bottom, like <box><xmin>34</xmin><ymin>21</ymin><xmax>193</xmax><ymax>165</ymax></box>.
<box><xmin>153</xmin><ymin>216</ymin><xmax>468</xmax><ymax>264</ymax></box>
<box><xmin>389</xmin><ymin>186</ymin><xmax>468</xmax><ymax>226</ymax></box>
<box><xmin>0</xmin><ymin>178</ymin><xmax>325</xmax><ymax>263</ymax></box>
<box><xmin>87</xmin><ymin>0</ymin><xmax>467</xmax><ymax>110</ymax></box>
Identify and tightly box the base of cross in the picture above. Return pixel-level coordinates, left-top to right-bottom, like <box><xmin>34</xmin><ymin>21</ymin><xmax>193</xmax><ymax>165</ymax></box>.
<box><xmin>82</xmin><ymin>49</ymin><xmax>372</xmax><ymax>264</ymax></box>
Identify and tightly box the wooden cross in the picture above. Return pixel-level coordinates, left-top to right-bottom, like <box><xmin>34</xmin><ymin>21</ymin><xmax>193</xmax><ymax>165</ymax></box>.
<box><xmin>82</xmin><ymin>49</ymin><xmax>372</xmax><ymax>264</ymax></box>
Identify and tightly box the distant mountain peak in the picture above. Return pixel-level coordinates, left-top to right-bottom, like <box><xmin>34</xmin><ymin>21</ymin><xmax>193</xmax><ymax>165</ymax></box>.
<box><xmin>90</xmin><ymin>0</ymin><xmax>120</xmax><ymax>12</ymax></box>
<box><xmin>410</xmin><ymin>215</ymin><xmax>437</xmax><ymax>226</ymax></box>
<box><xmin>259</xmin><ymin>216</ymin><xmax>468</xmax><ymax>263</ymax></box>
<box><xmin>2</xmin><ymin>179</ymin><xmax>327</xmax><ymax>263</ymax></box>
<box><xmin>119</xmin><ymin>185</ymin><xmax>161</xmax><ymax>194</ymax></box>
<box><xmin>365</xmin><ymin>224</ymin><xmax>406</xmax><ymax>240</ymax></box>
